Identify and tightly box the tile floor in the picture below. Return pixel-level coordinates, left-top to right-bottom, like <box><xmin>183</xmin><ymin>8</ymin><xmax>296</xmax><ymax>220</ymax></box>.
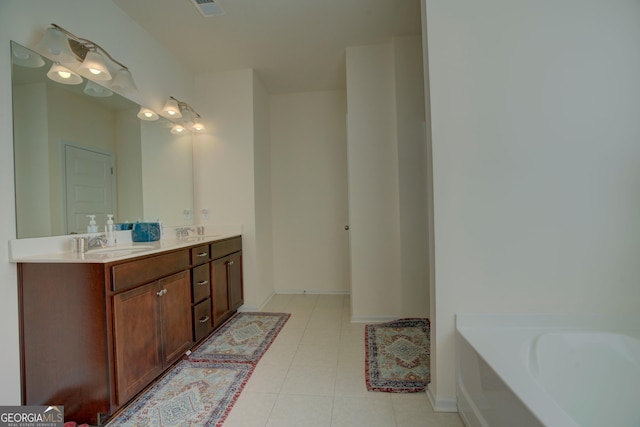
<box><xmin>223</xmin><ymin>294</ymin><xmax>464</xmax><ymax>427</ymax></box>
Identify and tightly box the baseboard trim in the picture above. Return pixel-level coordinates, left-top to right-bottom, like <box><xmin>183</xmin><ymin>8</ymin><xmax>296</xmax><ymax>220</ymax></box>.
<box><xmin>427</xmin><ymin>385</ymin><xmax>459</xmax><ymax>413</ymax></box>
<box><xmin>275</xmin><ymin>289</ymin><xmax>350</xmax><ymax>295</ymax></box>
<box><xmin>350</xmin><ymin>315</ymin><xmax>399</xmax><ymax>323</ymax></box>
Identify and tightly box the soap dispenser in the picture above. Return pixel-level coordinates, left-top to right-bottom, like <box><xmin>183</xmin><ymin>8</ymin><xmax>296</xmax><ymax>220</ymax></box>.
<box><xmin>87</xmin><ymin>215</ymin><xmax>98</xmax><ymax>233</ymax></box>
<box><xmin>105</xmin><ymin>214</ymin><xmax>116</xmax><ymax>246</ymax></box>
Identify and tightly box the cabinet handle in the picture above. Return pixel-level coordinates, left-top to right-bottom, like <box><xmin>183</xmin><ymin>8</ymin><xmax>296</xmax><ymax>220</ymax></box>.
<box><xmin>197</xmin><ymin>252</ymin><xmax>208</xmax><ymax>257</ymax></box>
<box><xmin>199</xmin><ymin>315</ymin><xmax>210</xmax><ymax>323</ymax></box>
<box><xmin>197</xmin><ymin>280</ymin><xmax>209</xmax><ymax>286</ymax></box>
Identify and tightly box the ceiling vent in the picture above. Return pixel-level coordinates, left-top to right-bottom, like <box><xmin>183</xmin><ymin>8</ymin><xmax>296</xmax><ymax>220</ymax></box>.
<box><xmin>190</xmin><ymin>0</ymin><xmax>225</xmax><ymax>17</ymax></box>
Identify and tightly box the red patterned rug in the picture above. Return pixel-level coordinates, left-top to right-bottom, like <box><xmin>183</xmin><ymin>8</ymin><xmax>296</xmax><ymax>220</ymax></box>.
<box><xmin>106</xmin><ymin>312</ymin><xmax>289</xmax><ymax>426</ymax></box>
<box><xmin>189</xmin><ymin>312</ymin><xmax>290</xmax><ymax>363</ymax></box>
<box><xmin>365</xmin><ymin>318</ymin><xmax>430</xmax><ymax>392</ymax></box>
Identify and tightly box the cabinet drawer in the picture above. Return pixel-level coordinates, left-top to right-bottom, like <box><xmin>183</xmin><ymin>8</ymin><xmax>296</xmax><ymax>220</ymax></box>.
<box><xmin>193</xmin><ymin>298</ymin><xmax>213</xmax><ymax>342</ymax></box>
<box><xmin>210</xmin><ymin>237</ymin><xmax>242</xmax><ymax>260</ymax></box>
<box><xmin>112</xmin><ymin>250</ymin><xmax>189</xmax><ymax>292</ymax></box>
<box><xmin>191</xmin><ymin>264</ymin><xmax>210</xmax><ymax>303</ymax></box>
<box><xmin>191</xmin><ymin>245</ymin><xmax>210</xmax><ymax>265</ymax></box>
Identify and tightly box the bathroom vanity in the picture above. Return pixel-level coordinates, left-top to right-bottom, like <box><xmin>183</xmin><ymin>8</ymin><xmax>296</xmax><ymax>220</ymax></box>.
<box><xmin>15</xmin><ymin>234</ymin><xmax>243</xmax><ymax>425</ymax></box>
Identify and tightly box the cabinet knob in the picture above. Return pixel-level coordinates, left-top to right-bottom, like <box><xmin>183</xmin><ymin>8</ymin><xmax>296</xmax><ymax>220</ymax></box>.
<box><xmin>229</xmin><ymin>260</ymin><xmax>234</xmax><ymax>266</ymax></box>
<box><xmin>345</xmin><ymin>225</ymin><xmax>350</xmax><ymax>230</ymax></box>
<box><xmin>156</xmin><ymin>288</ymin><xmax>167</xmax><ymax>296</ymax></box>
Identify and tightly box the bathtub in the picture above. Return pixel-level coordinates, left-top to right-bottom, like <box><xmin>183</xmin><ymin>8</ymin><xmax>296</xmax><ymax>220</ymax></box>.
<box><xmin>455</xmin><ymin>314</ymin><xmax>640</xmax><ymax>427</ymax></box>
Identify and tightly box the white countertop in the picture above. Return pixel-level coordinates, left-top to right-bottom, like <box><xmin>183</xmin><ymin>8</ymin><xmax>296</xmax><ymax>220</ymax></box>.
<box><xmin>9</xmin><ymin>224</ymin><xmax>242</xmax><ymax>264</ymax></box>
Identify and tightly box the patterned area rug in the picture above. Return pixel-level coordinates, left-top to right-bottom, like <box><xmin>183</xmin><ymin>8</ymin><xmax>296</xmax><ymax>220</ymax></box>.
<box><xmin>106</xmin><ymin>312</ymin><xmax>289</xmax><ymax>427</ymax></box>
<box><xmin>365</xmin><ymin>318</ymin><xmax>430</xmax><ymax>392</ymax></box>
<box><xmin>189</xmin><ymin>312</ymin><xmax>290</xmax><ymax>363</ymax></box>
<box><xmin>105</xmin><ymin>361</ymin><xmax>253</xmax><ymax>426</ymax></box>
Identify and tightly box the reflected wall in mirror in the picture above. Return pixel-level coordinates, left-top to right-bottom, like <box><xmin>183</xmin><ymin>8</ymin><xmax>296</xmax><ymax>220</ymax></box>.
<box><xmin>11</xmin><ymin>41</ymin><xmax>194</xmax><ymax>238</ymax></box>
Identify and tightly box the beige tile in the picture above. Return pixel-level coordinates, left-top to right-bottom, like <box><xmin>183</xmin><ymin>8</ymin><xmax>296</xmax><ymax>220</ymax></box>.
<box><xmin>223</xmin><ymin>392</ymin><xmax>277</xmax><ymax>427</ymax></box>
<box><xmin>291</xmin><ymin>343</ymin><xmax>339</xmax><ymax>368</ymax></box>
<box><xmin>392</xmin><ymin>398</ymin><xmax>465</xmax><ymax>427</ymax></box>
<box><xmin>265</xmin><ymin>394</ymin><xmax>333</xmax><ymax>427</ymax></box>
<box><xmin>331</xmin><ymin>396</ymin><xmax>397</xmax><ymax>427</ymax></box>
<box><xmin>244</xmin><ymin>362</ymin><xmax>290</xmax><ymax>394</ymax></box>
<box><xmin>285</xmin><ymin>294</ymin><xmax>318</xmax><ymax>309</ymax></box>
<box><xmin>280</xmin><ymin>365</ymin><xmax>337</xmax><ymax>396</ymax></box>
<box><xmin>315</xmin><ymin>294</ymin><xmax>345</xmax><ymax>308</ymax></box>
<box><xmin>300</xmin><ymin>327</ymin><xmax>342</xmax><ymax>348</ymax></box>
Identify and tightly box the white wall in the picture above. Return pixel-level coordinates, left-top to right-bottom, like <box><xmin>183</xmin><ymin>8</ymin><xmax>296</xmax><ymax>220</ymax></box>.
<box><xmin>393</xmin><ymin>36</ymin><xmax>429</xmax><ymax>317</ymax></box>
<box><xmin>193</xmin><ymin>69</ymin><xmax>270</xmax><ymax>310</ymax></box>
<box><xmin>424</xmin><ymin>0</ymin><xmax>640</xmax><ymax>409</ymax></box>
<box><xmin>346</xmin><ymin>44</ymin><xmax>402</xmax><ymax>320</ymax></box>
<box><xmin>0</xmin><ymin>0</ymin><xmax>193</xmax><ymax>404</ymax></box>
<box><xmin>270</xmin><ymin>91</ymin><xmax>349</xmax><ymax>294</ymax></box>
<box><xmin>253</xmin><ymin>73</ymin><xmax>275</xmax><ymax>304</ymax></box>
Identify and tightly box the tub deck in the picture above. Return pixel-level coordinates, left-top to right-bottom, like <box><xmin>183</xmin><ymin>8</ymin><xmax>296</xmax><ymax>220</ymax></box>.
<box><xmin>456</xmin><ymin>314</ymin><xmax>640</xmax><ymax>427</ymax></box>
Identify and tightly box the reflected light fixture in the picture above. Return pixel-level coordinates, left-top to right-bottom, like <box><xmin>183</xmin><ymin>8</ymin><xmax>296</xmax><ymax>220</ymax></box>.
<box><xmin>137</xmin><ymin>107</ymin><xmax>159</xmax><ymax>121</ymax></box>
<box><xmin>171</xmin><ymin>124</ymin><xmax>187</xmax><ymax>135</ymax></box>
<box><xmin>35</xmin><ymin>23</ymin><xmax>136</xmax><ymax>92</ymax></box>
<box><xmin>84</xmin><ymin>80</ymin><xmax>113</xmax><ymax>97</ymax></box>
<box><xmin>12</xmin><ymin>44</ymin><xmax>45</xmax><ymax>68</ymax></box>
<box><xmin>46</xmin><ymin>62</ymin><xmax>82</xmax><ymax>85</ymax></box>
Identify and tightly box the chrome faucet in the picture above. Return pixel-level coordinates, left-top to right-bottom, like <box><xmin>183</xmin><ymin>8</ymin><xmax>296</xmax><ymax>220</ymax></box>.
<box><xmin>176</xmin><ymin>227</ymin><xmax>194</xmax><ymax>240</ymax></box>
<box><xmin>87</xmin><ymin>235</ymin><xmax>108</xmax><ymax>249</ymax></box>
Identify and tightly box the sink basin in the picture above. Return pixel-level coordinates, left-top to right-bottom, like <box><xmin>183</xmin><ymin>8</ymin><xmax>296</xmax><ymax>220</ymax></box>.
<box><xmin>182</xmin><ymin>235</ymin><xmax>221</xmax><ymax>242</ymax></box>
<box><xmin>88</xmin><ymin>245</ymin><xmax>155</xmax><ymax>254</ymax></box>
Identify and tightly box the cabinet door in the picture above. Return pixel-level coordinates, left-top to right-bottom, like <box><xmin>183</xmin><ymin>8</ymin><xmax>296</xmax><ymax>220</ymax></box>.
<box><xmin>229</xmin><ymin>251</ymin><xmax>243</xmax><ymax>311</ymax></box>
<box><xmin>212</xmin><ymin>257</ymin><xmax>230</xmax><ymax>327</ymax></box>
<box><xmin>113</xmin><ymin>282</ymin><xmax>163</xmax><ymax>405</ymax></box>
<box><xmin>159</xmin><ymin>271</ymin><xmax>193</xmax><ymax>365</ymax></box>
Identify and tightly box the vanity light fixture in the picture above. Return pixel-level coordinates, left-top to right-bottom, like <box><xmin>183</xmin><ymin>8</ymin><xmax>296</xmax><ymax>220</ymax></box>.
<box><xmin>77</xmin><ymin>50</ymin><xmax>111</xmax><ymax>81</ymax></box>
<box><xmin>111</xmin><ymin>68</ymin><xmax>137</xmax><ymax>92</ymax></box>
<box><xmin>137</xmin><ymin>107</ymin><xmax>159</xmax><ymax>121</ymax></box>
<box><xmin>162</xmin><ymin>96</ymin><xmax>206</xmax><ymax>132</ymax></box>
<box><xmin>34</xmin><ymin>26</ymin><xmax>77</xmax><ymax>63</ymax></box>
<box><xmin>161</xmin><ymin>98</ymin><xmax>182</xmax><ymax>118</ymax></box>
<box><xmin>46</xmin><ymin>62</ymin><xmax>82</xmax><ymax>85</ymax></box>
<box><xmin>35</xmin><ymin>23</ymin><xmax>137</xmax><ymax>92</ymax></box>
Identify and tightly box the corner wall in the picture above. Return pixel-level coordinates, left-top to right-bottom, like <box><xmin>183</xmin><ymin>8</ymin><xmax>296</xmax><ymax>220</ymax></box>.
<box><xmin>424</xmin><ymin>0</ymin><xmax>640</xmax><ymax>408</ymax></box>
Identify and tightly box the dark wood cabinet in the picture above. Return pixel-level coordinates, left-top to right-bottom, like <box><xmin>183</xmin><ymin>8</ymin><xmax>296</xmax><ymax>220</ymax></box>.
<box><xmin>212</xmin><ymin>256</ymin><xmax>231</xmax><ymax>327</ymax></box>
<box><xmin>113</xmin><ymin>281</ymin><xmax>164</xmax><ymax>405</ymax></box>
<box><xmin>211</xmin><ymin>249</ymin><xmax>243</xmax><ymax>327</ymax></box>
<box><xmin>229</xmin><ymin>251</ymin><xmax>244</xmax><ymax>311</ymax></box>
<box><xmin>18</xmin><ymin>236</ymin><xmax>243</xmax><ymax>425</ymax></box>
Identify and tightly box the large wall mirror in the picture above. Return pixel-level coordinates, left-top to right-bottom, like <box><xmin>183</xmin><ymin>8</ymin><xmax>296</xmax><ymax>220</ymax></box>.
<box><xmin>11</xmin><ymin>41</ymin><xmax>194</xmax><ymax>239</ymax></box>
